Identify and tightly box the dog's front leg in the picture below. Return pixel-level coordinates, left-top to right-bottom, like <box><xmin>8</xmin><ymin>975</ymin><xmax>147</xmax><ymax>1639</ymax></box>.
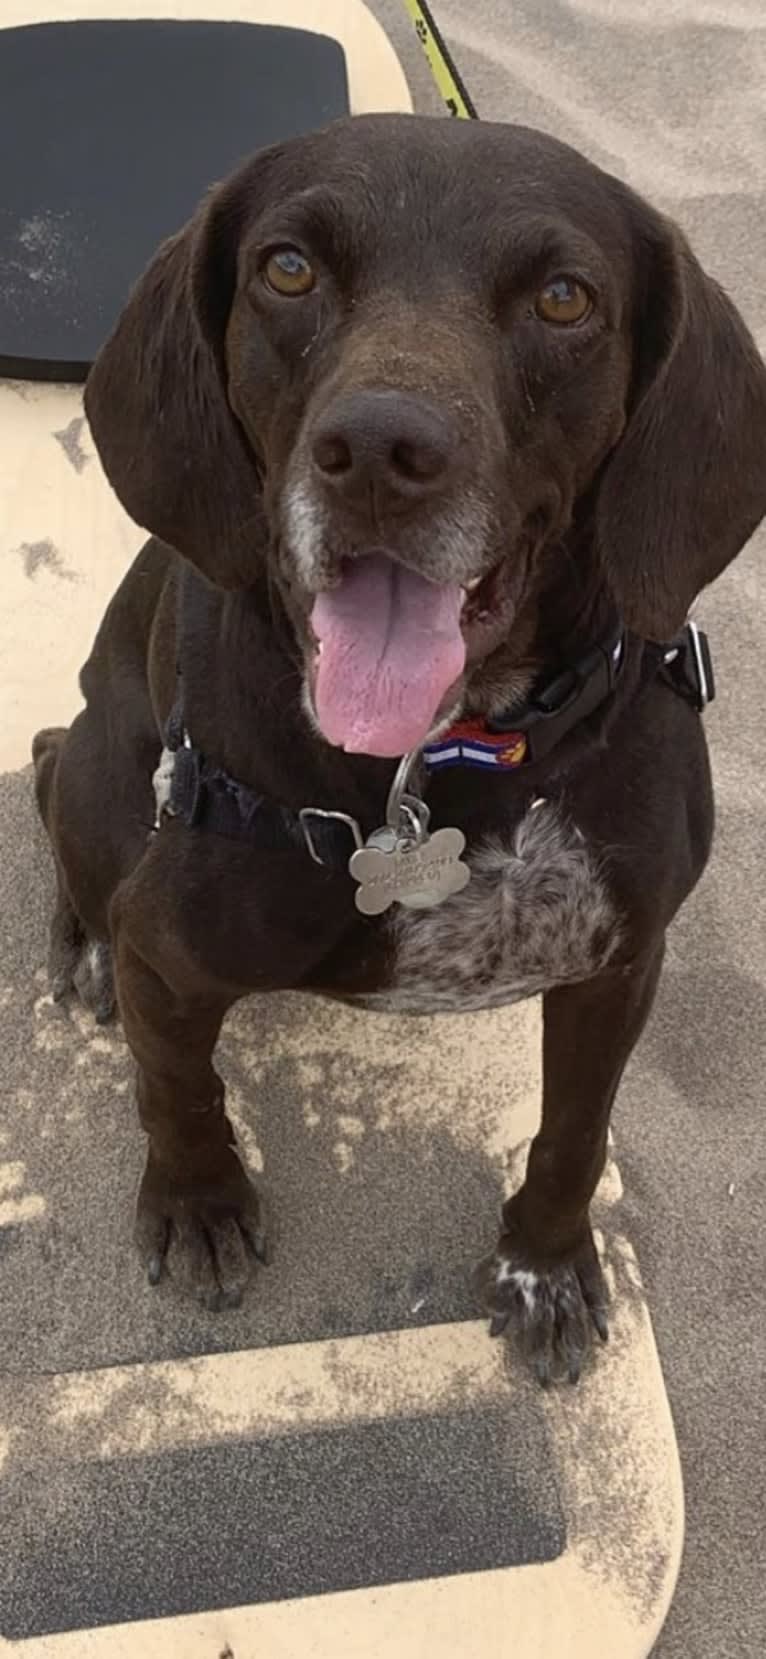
<box><xmin>113</xmin><ymin>926</ymin><xmax>269</xmax><ymax>1309</ymax></box>
<box><xmin>476</xmin><ymin>942</ymin><xmax>665</xmax><ymax>1383</ymax></box>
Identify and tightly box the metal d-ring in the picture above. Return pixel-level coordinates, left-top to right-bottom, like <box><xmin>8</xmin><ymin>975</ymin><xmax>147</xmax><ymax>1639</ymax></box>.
<box><xmin>385</xmin><ymin>750</ymin><xmax>430</xmax><ymax>847</ymax></box>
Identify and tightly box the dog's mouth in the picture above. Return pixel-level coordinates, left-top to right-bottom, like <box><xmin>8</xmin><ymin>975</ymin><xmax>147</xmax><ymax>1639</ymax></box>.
<box><xmin>307</xmin><ymin>551</ymin><xmax>507</xmax><ymax>758</ymax></box>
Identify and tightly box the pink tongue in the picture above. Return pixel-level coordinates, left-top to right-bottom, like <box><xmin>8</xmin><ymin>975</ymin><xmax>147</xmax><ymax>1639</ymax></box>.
<box><xmin>311</xmin><ymin>554</ymin><xmax>465</xmax><ymax>757</ymax></box>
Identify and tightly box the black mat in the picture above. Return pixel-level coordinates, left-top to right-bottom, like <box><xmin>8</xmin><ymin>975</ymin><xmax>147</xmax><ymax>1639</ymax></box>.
<box><xmin>0</xmin><ymin>20</ymin><xmax>350</xmax><ymax>381</ymax></box>
<box><xmin>3</xmin><ymin>1408</ymin><xmax>565</xmax><ymax>1636</ymax></box>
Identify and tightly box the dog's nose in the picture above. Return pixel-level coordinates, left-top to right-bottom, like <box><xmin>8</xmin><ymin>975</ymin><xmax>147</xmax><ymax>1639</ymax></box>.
<box><xmin>310</xmin><ymin>390</ymin><xmax>457</xmax><ymax>504</ymax></box>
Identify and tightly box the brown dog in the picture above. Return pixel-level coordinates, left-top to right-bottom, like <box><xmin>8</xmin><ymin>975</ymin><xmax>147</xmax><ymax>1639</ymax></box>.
<box><xmin>33</xmin><ymin>114</ymin><xmax>766</xmax><ymax>1383</ymax></box>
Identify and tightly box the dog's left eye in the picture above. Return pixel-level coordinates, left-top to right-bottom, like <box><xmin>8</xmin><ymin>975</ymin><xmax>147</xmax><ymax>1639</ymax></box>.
<box><xmin>535</xmin><ymin>276</ymin><xmax>591</xmax><ymax>326</ymax></box>
<box><xmin>263</xmin><ymin>247</ymin><xmax>316</xmax><ymax>297</ymax></box>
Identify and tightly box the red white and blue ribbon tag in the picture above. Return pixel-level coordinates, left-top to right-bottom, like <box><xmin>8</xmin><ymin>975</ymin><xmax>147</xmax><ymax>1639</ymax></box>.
<box><xmin>422</xmin><ymin>721</ymin><xmax>528</xmax><ymax>771</ymax></box>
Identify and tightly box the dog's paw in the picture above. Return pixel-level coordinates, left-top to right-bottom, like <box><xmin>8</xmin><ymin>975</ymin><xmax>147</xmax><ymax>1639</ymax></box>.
<box><xmin>135</xmin><ymin>1141</ymin><xmax>271</xmax><ymax>1311</ymax></box>
<box><xmin>71</xmin><ymin>939</ymin><xmax>115</xmax><ymax>1023</ymax></box>
<box><xmin>474</xmin><ymin>1225</ymin><xmax>609</xmax><ymax>1386</ymax></box>
<box><xmin>49</xmin><ymin>927</ymin><xmax>116</xmax><ymax>1024</ymax></box>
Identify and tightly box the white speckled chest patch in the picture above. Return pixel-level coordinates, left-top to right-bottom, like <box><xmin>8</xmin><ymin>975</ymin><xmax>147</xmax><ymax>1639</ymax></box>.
<box><xmin>354</xmin><ymin>801</ymin><xmax>622</xmax><ymax>1015</ymax></box>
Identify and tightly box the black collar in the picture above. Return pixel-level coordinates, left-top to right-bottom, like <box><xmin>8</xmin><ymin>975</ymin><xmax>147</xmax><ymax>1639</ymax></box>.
<box><xmin>154</xmin><ymin>621</ymin><xmax>714</xmax><ymax>873</ymax></box>
<box><xmin>422</xmin><ymin>629</ymin><xmax>626</xmax><ymax>773</ymax></box>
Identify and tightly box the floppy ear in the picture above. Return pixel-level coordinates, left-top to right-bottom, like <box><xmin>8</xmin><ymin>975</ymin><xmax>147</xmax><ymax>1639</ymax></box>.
<box><xmin>596</xmin><ymin>205</ymin><xmax>766</xmax><ymax>639</ymax></box>
<box><xmin>84</xmin><ymin>163</ymin><xmax>273</xmax><ymax>587</ymax></box>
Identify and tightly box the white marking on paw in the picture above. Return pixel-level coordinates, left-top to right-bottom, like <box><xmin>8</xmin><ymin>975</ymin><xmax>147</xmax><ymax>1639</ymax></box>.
<box><xmin>496</xmin><ymin>1262</ymin><xmax>543</xmax><ymax>1315</ymax></box>
<box><xmin>511</xmin><ymin>1268</ymin><xmax>543</xmax><ymax>1314</ymax></box>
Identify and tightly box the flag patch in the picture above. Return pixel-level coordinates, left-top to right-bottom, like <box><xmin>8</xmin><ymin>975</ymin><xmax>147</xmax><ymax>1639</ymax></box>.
<box><xmin>423</xmin><ymin>722</ymin><xmax>528</xmax><ymax>770</ymax></box>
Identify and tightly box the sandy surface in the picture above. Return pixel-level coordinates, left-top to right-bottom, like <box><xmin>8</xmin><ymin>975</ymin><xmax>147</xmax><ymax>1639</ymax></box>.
<box><xmin>1</xmin><ymin>3</ymin><xmax>764</xmax><ymax>1656</ymax></box>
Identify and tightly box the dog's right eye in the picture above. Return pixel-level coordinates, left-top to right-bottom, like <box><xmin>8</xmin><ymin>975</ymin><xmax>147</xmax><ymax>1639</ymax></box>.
<box><xmin>262</xmin><ymin>248</ymin><xmax>316</xmax><ymax>297</ymax></box>
<box><xmin>535</xmin><ymin>276</ymin><xmax>591</xmax><ymax>326</ymax></box>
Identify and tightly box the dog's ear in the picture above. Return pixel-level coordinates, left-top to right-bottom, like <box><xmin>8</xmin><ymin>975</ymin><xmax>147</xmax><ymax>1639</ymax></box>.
<box><xmin>596</xmin><ymin>201</ymin><xmax>766</xmax><ymax>638</ymax></box>
<box><xmin>85</xmin><ymin>160</ymin><xmax>275</xmax><ymax>587</ymax></box>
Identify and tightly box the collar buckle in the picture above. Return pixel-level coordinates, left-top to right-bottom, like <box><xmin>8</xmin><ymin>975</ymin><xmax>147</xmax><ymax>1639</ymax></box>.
<box><xmin>486</xmin><ymin>633</ymin><xmax>624</xmax><ymax>762</ymax></box>
<box><xmin>662</xmin><ymin>620</ymin><xmax>715</xmax><ymax>713</ymax></box>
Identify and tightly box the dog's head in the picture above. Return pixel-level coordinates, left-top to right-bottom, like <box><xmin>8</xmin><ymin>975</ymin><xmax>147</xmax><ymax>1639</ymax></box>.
<box><xmin>86</xmin><ymin>115</ymin><xmax>766</xmax><ymax>758</ymax></box>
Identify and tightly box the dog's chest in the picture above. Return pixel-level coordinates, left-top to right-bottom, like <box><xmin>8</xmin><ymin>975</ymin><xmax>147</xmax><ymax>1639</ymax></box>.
<box><xmin>353</xmin><ymin>802</ymin><xmax>621</xmax><ymax>1015</ymax></box>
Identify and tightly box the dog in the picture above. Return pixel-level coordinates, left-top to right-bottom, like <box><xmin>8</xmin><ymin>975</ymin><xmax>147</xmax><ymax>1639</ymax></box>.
<box><xmin>33</xmin><ymin>114</ymin><xmax>766</xmax><ymax>1384</ymax></box>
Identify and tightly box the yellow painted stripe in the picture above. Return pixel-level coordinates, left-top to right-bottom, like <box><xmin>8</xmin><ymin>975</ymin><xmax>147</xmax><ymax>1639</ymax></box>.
<box><xmin>401</xmin><ymin>0</ymin><xmax>477</xmax><ymax>119</ymax></box>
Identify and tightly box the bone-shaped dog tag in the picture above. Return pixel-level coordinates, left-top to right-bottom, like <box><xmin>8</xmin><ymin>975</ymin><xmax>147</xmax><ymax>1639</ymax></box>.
<box><xmin>349</xmin><ymin>824</ymin><xmax>470</xmax><ymax>915</ymax></box>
